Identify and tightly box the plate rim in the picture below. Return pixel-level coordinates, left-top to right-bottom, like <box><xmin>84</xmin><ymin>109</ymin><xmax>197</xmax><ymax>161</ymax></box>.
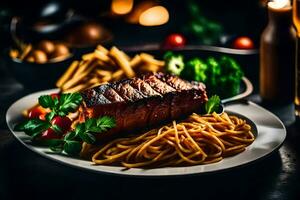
<box><xmin>6</xmin><ymin>89</ymin><xmax>286</xmax><ymax>178</ymax></box>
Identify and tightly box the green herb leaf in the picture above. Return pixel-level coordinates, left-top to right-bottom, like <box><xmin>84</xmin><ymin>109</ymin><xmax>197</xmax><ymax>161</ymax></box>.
<box><xmin>205</xmin><ymin>95</ymin><xmax>221</xmax><ymax>114</ymax></box>
<box><xmin>15</xmin><ymin>119</ymin><xmax>50</xmax><ymax>137</ymax></box>
<box><xmin>63</xmin><ymin>140</ymin><xmax>82</xmax><ymax>155</ymax></box>
<box><xmin>45</xmin><ymin>112</ymin><xmax>56</xmax><ymax>122</ymax></box>
<box><xmin>85</xmin><ymin>118</ymin><xmax>97</xmax><ymax>130</ymax></box>
<box><xmin>80</xmin><ymin>132</ymin><xmax>96</xmax><ymax>144</ymax></box>
<box><xmin>57</xmin><ymin>93</ymin><xmax>82</xmax><ymax>116</ymax></box>
<box><xmin>51</xmin><ymin>124</ymin><xmax>63</xmax><ymax>134</ymax></box>
<box><xmin>38</xmin><ymin>95</ymin><xmax>55</xmax><ymax>109</ymax></box>
<box><xmin>96</xmin><ymin>116</ymin><xmax>116</xmax><ymax>132</ymax></box>
<box><xmin>50</xmin><ymin>145</ymin><xmax>63</xmax><ymax>153</ymax></box>
<box><xmin>74</xmin><ymin>123</ymin><xmax>85</xmax><ymax>137</ymax></box>
<box><xmin>64</xmin><ymin>131</ymin><xmax>76</xmax><ymax>141</ymax></box>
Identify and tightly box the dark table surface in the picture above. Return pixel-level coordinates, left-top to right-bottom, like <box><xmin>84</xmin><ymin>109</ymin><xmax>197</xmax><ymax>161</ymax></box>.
<box><xmin>0</xmin><ymin>56</ymin><xmax>300</xmax><ymax>200</ymax></box>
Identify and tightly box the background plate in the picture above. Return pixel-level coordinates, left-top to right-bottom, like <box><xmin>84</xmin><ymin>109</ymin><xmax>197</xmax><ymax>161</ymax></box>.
<box><xmin>6</xmin><ymin>89</ymin><xmax>285</xmax><ymax>177</ymax></box>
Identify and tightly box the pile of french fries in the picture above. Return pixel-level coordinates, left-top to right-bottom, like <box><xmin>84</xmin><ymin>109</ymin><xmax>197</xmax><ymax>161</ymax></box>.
<box><xmin>56</xmin><ymin>45</ymin><xmax>165</xmax><ymax>93</ymax></box>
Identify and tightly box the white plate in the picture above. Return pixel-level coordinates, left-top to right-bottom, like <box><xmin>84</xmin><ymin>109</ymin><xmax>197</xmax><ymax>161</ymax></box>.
<box><xmin>6</xmin><ymin>89</ymin><xmax>285</xmax><ymax>177</ymax></box>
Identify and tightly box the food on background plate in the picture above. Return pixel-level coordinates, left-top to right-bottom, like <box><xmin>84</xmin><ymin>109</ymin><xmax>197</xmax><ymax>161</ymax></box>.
<box><xmin>56</xmin><ymin>45</ymin><xmax>165</xmax><ymax>93</ymax></box>
<box><xmin>10</xmin><ymin>40</ymin><xmax>71</xmax><ymax>64</ymax></box>
<box><xmin>15</xmin><ymin>73</ymin><xmax>255</xmax><ymax>168</ymax></box>
<box><xmin>164</xmin><ymin>51</ymin><xmax>244</xmax><ymax>98</ymax></box>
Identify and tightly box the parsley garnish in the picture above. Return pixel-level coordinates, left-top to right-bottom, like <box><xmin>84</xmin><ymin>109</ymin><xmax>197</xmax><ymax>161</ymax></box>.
<box><xmin>15</xmin><ymin>92</ymin><xmax>116</xmax><ymax>156</ymax></box>
<box><xmin>50</xmin><ymin>116</ymin><xmax>116</xmax><ymax>155</ymax></box>
<box><xmin>205</xmin><ymin>95</ymin><xmax>221</xmax><ymax>114</ymax></box>
<box><xmin>39</xmin><ymin>93</ymin><xmax>82</xmax><ymax>121</ymax></box>
<box><xmin>15</xmin><ymin>118</ymin><xmax>51</xmax><ymax>138</ymax></box>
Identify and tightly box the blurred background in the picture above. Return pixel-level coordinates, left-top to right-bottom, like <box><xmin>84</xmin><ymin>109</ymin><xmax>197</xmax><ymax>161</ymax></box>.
<box><xmin>0</xmin><ymin>0</ymin><xmax>266</xmax><ymax>49</ymax></box>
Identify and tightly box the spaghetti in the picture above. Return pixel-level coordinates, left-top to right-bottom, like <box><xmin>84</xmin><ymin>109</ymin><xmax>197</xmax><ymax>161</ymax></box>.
<box><xmin>81</xmin><ymin>112</ymin><xmax>255</xmax><ymax>168</ymax></box>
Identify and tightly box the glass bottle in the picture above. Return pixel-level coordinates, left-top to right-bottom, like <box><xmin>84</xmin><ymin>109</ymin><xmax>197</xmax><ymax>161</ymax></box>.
<box><xmin>260</xmin><ymin>1</ymin><xmax>296</xmax><ymax>104</ymax></box>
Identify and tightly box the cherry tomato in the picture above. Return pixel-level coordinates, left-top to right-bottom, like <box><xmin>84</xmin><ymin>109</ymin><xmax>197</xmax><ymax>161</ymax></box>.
<box><xmin>40</xmin><ymin>128</ymin><xmax>61</xmax><ymax>140</ymax></box>
<box><xmin>39</xmin><ymin>113</ymin><xmax>46</xmax><ymax>121</ymax></box>
<box><xmin>232</xmin><ymin>36</ymin><xmax>254</xmax><ymax>49</ymax></box>
<box><xmin>51</xmin><ymin>116</ymin><xmax>72</xmax><ymax>133</ymax></box>
<box><xmin>163</xmin><ymin>33</ymin><xmax>186</xmax><ymax>49</ymax></box>
<box><xmin>50</xmin><ymin>93</ymin><xmax>60</xmax><ymax>100</ymax></box>
<box><xmin>28</xmin><ymin>107</ymin><xmax>44</xmax><ymax>119</ymax></box>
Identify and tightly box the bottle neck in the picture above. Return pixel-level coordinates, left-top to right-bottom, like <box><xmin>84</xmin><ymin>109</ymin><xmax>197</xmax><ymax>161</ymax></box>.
<box><xmin>268</xmin><ymin>6</ymin><xmax>293</xmax><ymax>27</ymax></box>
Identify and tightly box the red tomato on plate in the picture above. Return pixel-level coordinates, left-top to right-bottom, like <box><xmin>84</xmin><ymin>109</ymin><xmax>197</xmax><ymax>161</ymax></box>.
<box><xmin>50</xmin><ymin>93</ymin><xmax>60</xmax><ymax>100</ymax></box>
<box><xmin>28</xmin><ymin>107</ymin><xmax>44</xmax><ymax>119</ymax></box>
<box><xmin>232</xmin><ymin>37</ymin><xmax>254</xmax><ymax>49</ymax></box>
<box><xmin>163</xmin><ymin>33</ymin><xmax>186</xmax><ymax>49</ymax></box>
<box><xmin>51</xmin><ymin>116</ymin><xmax>72</xmax><ymax>133</ymax></box>
<box><xmin>40</xmin><ymin>128</ymin><xmax>61</xmax><ymax>140</ymax></box>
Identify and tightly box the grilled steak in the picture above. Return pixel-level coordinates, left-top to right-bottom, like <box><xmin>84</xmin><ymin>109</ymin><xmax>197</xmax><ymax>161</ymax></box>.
<box><xmin>81</xmin><ymin>73</ymin><xmax>208</xmax><ymax>140</ymax></box>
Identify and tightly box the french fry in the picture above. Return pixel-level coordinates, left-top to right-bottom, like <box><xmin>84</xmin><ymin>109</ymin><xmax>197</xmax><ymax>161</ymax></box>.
<box><xmin>62</xmin><ymin>61</ymin><xmax>98</xmax><ymax>90</ymax></box>
<box><xmin>121</xmin><ymin>51</ymin><xmax>131</xmax><ymax>61</ymax></box>
<box><xmin>56</xmin><ymin>61</ymin><xmax>79</xmax><ymax>88</ymax></box>
<box><xmin>94</xmin><ymin>59</ymin><xmax>107</xmax><ymax>68</ymax></box>
<box><xmin>94</xmin><ymin>50</ymin><xmax>116</xmax><ymax>66</ymax></box>
<box><xmin>112</xmin><ymin>69</ymin><xmax>124</xmax><ymax>80</ymax></box>
<box><xmin>72</xmin><ymin>59</ymin><xmax>94</xmax><ymax>78</ymax></box>
<box><xmin>89</xmin><ymin>76</ymin><xmax>100</xmax><ymax>84</ymax></box>
<box><xmin>110</xmin><ymin>47</ymin><xmax>135</xmax><ymax>78</ymax></box>
<box><xmin>89</xmin><ymin>82</ymin><xmax>103</xmax><ymax>89</ymax></box>
<box><xmin>94</xmin><ymin>50</ymin><xmax>111</xmax><ymax>62</ymax></box>
<box><xmin>96</xmin><ymin>69</ymin><xmax>112</xmax><ymax>77</ymax></box>
<box><xmin>63</xmin><ymin>83</ymin><xmax>91</xmax><ymax>93</ymax></box>
<box><xmin>140</xmin><ymin>53</ymin><xmax>154</xmax><ymax>59</ymax></box>
<box><xmin>130</xmin><ymin>55</ymin><xmax>142</xmax><ymax>68</ymax></box>
<box><xmin>96</xmin><ymin>45</ymin><xmax>109</xmax><ymax>55</ymax></box>
<box><xmin>82</xmin><ymin>53</ymin><xmax>95</xmax><ymax>61</ymax></box>
<box><xmin>101</xmin><ymin>75</ymin><xmax>112</xmax><ymax>82</ymax></box>
<box><xmin>140</xmin><ymin>53</ymin><xmax>165</xmax><ymax>67</ymax></box>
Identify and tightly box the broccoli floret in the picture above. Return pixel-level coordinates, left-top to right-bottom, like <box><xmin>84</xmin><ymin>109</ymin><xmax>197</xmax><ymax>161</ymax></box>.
<box><xmin>181</xmin><ymin>58</ymin><xmax>207</xmax><ymax>82</ymax></box>
<box><xmin>219</xmin><ymin>56</ymin><xmax>243</xmax><ymax>77</ymax></box>
<box><xmin>218</xmin><ymin>56</ymin><xmax>243</xmax><ymax>97</ymax></box>
<box><xmin>206</xmin><ymin>57</ymin><xmax>221</xmax><ymax>87</ymax></box>
<box><xmin>164</xmin><ymin>51</ymin><xmax>185</xmax><ymax>76</ymax></box>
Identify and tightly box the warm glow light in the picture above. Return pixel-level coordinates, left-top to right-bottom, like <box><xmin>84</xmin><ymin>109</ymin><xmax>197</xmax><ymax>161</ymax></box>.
<box><xmin>139</xmin><ymin>6</ymin><xmax>169</xmax><ymax>26</ymax></box>
<box><xmin>268</xmin><ymin>0</ymin><xmax>291</xmax><ymax>9</ymax></box>
<box><xmin>111</xmin><ymin>0</ymin><xmax>134</xmax><ymax>15</ymax></box>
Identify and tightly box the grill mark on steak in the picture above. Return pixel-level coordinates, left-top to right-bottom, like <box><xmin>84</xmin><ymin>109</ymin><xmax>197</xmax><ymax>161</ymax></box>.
<box><xmin>155</xmin><ymin>73</ymin><xmax>194</xmax><ymax>91</ymax></box>
<box><xmin>110</xmin><ymin>79</ymin><xmax>145</xmax><ymax>102</ymax></box>
<box><xmin>129</xmin><ymin>77</ymin><xmax>162</xmax><ymax>98</ymax></box>
<box><xmin>99</xmin><ymin>84</ymin><xmax>125</xmax><ymax>103</ymax></box>
<box><xmin>81</xmin><ymin>87</ymin><xmax>111</xmax><ymax>107</ymax></box>
<box><xmin>142</xmin><ymin>74</ymin><xmax>176</xmax><ymax>95</ymax></box>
